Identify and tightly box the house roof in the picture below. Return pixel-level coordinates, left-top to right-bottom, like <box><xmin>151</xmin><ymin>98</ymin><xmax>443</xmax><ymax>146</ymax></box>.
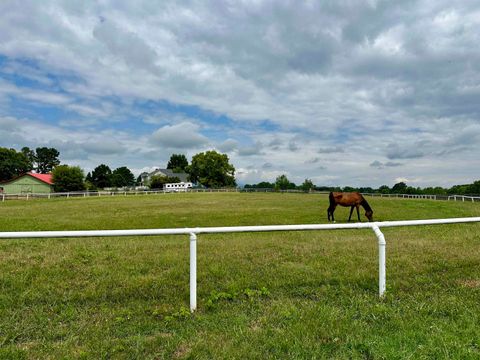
<box><xmin>149</xmin><ymin>168</ymin><xmax>189</xmax><ymax>182</ymax></box>
<box><xmin>28</xmin><ymin>172</ymin><xmax>54</xmax><ymax>185</ymax></box>
<box><xmin>0</xmin><ymin>172</ymin><xmax>54</xmax><ymax>185</ymax></box>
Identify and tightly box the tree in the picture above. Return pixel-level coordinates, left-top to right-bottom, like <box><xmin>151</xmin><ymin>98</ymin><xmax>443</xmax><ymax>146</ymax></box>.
<box><xmin>111</xmin><ymin>166</ymin><xmax>135</xmax><ymax>187</ymax></box>
<box><xmin>167</xmin><ymin>154</ymin><xmax>189</xmax><ymax>173</ymax></box>
<box><xmin>52</xmin><ymin>165</ymin><xmax>85</xmax><ymax>192</ymax></box>
<box><xmin>21</xmin><ymin>147</ymin><xmax>35</xmax><ymax>170</ymax></box>
<box><xmin>467</xmin><ymin>180</ymin><xmax>480</xmax><ymax>195</ymax></box>
<box><xmin>91</xmin><ymin>164</ymin><xmax>112</xmax><ymax>189</ymax></box>
<box><xmin>275</xmin><ymin>174</ymin><xmax>295</xmax><ymax>191</ymax></box>
<box><xmin>187</xmin><ymin>150</ymin><xmax>236</xmax><ymax>188</ymax></box>
<box><xmin>0</xmin><ymin>147</ymin><xmax>32</xmax><ymax>181</ymax></box>
<box><xmin>300</xmin><ymin>179</ymin><xmax>315</xmax><ymax>192</ymax></box>
<box><xmin>392</xmin><ymin>182</ymin><xmax>407</xmax><ymax>193</ymax></box>
<box><xmin>150</xmin><ymin>175</ymin><xmax>181</xmax><ymax>189</ymax></box>
<box><xmin>35</xmin><ymin>147</ymin><xmax>60</xmax><ymax>173</ymax></box>
<box><xmin>378</xmin><ymin>185</ymin><xmax>390</xmax><ymax>194</ymax></box>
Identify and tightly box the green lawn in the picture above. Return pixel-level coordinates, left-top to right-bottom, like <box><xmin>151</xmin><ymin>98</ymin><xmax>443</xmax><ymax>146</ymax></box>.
<box><xmin>1</xmin><ymin>193</ymin><xmax>480</xmax><ymax>359</ymax></box>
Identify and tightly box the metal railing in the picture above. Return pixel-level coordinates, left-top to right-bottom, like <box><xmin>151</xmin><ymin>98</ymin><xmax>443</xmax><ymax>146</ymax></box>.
<box><xmin>1</xmin><ymin>217</ymin><xmax>479</xmax><ymax>312</ymax></box>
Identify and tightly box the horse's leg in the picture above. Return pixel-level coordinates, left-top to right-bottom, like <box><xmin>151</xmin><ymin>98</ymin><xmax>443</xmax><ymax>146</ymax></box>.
<box><xmin>356</xmin><ymin>205</ymin><xmax>361</xmax><ymax>222</ymax></box>
<box><xmin>348</xmin><ymin>206</ymin><xmax>354</xmax><ymax>222</ymax></box>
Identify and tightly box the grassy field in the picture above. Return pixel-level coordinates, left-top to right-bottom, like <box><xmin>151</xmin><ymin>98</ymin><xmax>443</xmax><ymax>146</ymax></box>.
<box><xmin>1</xmin><ymin>193</ymin><xmax>480</xmax><ymax>359</ymax></box>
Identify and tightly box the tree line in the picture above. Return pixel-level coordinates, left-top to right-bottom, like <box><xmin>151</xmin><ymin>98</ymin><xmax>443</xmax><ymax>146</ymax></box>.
<box><xmin>245</xmin><ymin>175</ymin><xmax>480</xmax><ymax>196</ymax></box>
<box><xmin>3</xmin><ymin>146</ymin><xmax>478</xmax><ymax>195</ymax></box>
<box><xmin>0</xmin><ymin>147</ymin><xmax>237</xmax><ymax>192</ymax></box>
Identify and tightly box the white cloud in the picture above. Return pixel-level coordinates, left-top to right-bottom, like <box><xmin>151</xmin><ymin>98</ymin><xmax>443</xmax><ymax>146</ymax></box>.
<box><xmin>150</xmin><ymin>122</ymin><xmax>209</xmax><ymax>149</ymax></box>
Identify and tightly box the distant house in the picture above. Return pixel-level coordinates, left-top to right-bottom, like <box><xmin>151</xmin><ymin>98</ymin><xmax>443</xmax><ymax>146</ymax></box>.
<box><xmin>0</xmin><ymin>172</ymin><xmax>54</xmax><ymax>194</ymax></box>
<box><xmin>139</xmin><ymin>168</ymin><xmax>189</xmax><ymax>186</ymax></box>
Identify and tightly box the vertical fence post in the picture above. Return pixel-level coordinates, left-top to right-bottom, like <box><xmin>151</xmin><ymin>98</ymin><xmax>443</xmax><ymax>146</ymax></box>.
<box><xmin>190</xmin><ymin>232</ymin><xmax>197</xmax><ymax>312</ymax></box>
<box><xmin>371</xmin><ymin>224</ymin><xmax>386</xmax><ymax>297</ymax></box>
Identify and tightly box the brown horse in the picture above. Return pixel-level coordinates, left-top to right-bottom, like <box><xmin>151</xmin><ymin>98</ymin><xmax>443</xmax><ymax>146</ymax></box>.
<box><xmin>327</xmin><ymin>192</ymin><xmax>373</xmax><ymax>222</ymax></box>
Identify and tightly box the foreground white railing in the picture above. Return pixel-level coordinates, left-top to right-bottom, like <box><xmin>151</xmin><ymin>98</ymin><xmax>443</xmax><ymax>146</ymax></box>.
<box><xmin>1</xmin><ymin>217</ymin><xmax>480</xmax><ymax>312</ymax></box>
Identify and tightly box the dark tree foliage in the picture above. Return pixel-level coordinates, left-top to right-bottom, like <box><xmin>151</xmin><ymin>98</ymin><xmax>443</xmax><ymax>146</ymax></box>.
<box><xmin>244</xmin><ymin>181</ymin><xmax>275</xmax><ymax>189</ymax></box>
<box><xmin>0</xmin><ymin>147</ymin><xmax>32</xmax><ymax>181</ymax></box>
<box><xmin>391</xmin><ymin>182</ymin><xmax>408</xmax><ymax>193</ymax></box>
<box><xmin>111</xmin><ymin>166</ymin><xmax>135</xmax><ymax>187</ymax></box>
<box><xmin>467</xmin><ymin>180</ymin><xmax>480</xmax><ymax>195</ymax></box>
<box><xmin>187</xmin><ymin>150</ymin><xmax>236</xmax><ymax>188</ymax></box>
<box><xmin>378</xmin><ymin>185</ymin><xmax>390</xmax><ymax>194</ymax></box>
<box><xmin>35</xmin><ymin>147</ymin><xmax>60</xmax><ymax>174</ymax></box>
<box><xmin>52</xmin><ymin>165</ymin><xmax>85</xmax><ymax>192</ymax></box>
<box><xmin>167</xmin><ymin>154</ymin><xmax>189</xmax><ymax>173</ymax></box>
<box><xmin>91</xmin><ymin>164</ymin><xmax>112</xmax><ymax>189</ymax></box>
<box><xmin>21</xmin><ymin>147</ymin><xmax>35</xmax><ymax>170</ymax></box>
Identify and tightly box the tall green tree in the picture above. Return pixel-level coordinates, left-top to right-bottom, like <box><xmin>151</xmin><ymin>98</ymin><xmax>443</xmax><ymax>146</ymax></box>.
<box><xmin>392</xmin><ymin>182</ymin><xmax>407</xmax><ymax>193</ymax></box>
<box><xmin>187</xmin><ymin>150</ymin><xmax>236</xmax><ymax>188</ymax></box>
<box><xmin>275</xmin><ymin>174</ymin><xmax>296</xmax><ymax>191</ymax></box>
<box><xmin>167</xmin><ymin>154</ymin><xmax>189</xmax><ymax>172</ymax></box>
<box><xmin>52</xmin><ymin>165</ymin><xmax>85</xmax><ymax>192</ymax></box>
<box><xmin>300</xmin><ymin>179</ymin><xmax>315</xmax><ymax>192</ymax></box>
<box><xmin>111</xmin><ymin>166</ymin><xmax>135</xmax><ymax>187</ymax></box>
<box><xmin>0</xmin><ymin>147</ymin><xmax>32</xmax><ymax>181</ymax></box>
<box><xmin>35</xmin><ymin>147</ymin><xmax>60</xmax><ymax>173</ymax></box>
<box><xmin>91</xmin><ymin>164</ymin><xmax>112</xmax><ymax>189</ymax></box>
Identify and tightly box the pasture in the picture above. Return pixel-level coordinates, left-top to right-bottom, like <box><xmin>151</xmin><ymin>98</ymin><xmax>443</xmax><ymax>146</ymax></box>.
<box><xmin>1</xmin><ymin>193</ymin><xmax>480</xmax><ymax>359</ymax></box>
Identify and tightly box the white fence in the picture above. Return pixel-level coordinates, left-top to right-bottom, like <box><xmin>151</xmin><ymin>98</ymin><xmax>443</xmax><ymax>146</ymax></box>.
<box><xmin>447</xmin><ymin>195</ymin><xmax>480</xmax><ymax>202</ymax></box>
<box><xmin>0</xmin><ymin>188</ymin><xmax>240</xmax><ymax>201</ymax></box>
<box><xmin>1</xmin><ymin>217</ymin><xmax>479</xmax><ymax>312</ymax></box>
<box><xmin>2</xmin><ymin>189</ymin><xmax>480</xmax><ymax>202</ymax></box>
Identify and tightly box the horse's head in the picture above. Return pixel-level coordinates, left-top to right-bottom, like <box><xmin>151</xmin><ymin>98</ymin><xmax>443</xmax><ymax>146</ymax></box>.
<box><xmin>365</xmin><ymin>210</ymin><xmax>373</xmax><ymax>222</ymax></box>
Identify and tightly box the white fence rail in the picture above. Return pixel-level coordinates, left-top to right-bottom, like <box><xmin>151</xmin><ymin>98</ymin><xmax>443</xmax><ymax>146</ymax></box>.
<box><xmin>0</xmin><ymin>188</ymin><xmax>240</xmax><ymax>201</ymax></box>
<box><xmin>2</xmin><ymin>189</ymin><xmax>480</xmax><ymax>202</ymax></box>
<box><xmin>447</xmin><ymin>195</ymin><xmax>480</xmax><ymax>202</ymax></box>
<box><xmin>1</xmin><ymin>217</ymin><xmax>480</xmax><ymax>312</ymax></box>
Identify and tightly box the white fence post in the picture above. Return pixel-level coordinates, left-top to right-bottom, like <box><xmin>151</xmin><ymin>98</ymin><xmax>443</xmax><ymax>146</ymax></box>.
<box><xmin>190</xmin><ymin>232</ymin><xmax>197</xmax><ymax>312</ymax></box>
<box><xmin>371</xmin><ymin>224</ymin><xmax>386</xmax><ymax>297</ymax></box>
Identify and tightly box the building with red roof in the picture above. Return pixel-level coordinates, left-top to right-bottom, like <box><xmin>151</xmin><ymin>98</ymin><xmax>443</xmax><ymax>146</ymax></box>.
<box><xmin>0</xmin><ymin>172</ymin><xmax>54</xmax><ymax>194</ymax></box>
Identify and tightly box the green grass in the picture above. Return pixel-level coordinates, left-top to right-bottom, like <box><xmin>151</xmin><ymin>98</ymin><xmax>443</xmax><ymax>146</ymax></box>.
<box><xmin>1</xmin><ymin>193</ymin><xmax>480</xmax><ymax>359</ymax></box>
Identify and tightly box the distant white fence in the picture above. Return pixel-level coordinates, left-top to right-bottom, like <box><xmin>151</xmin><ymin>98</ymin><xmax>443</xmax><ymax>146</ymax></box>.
<box><xmin>2</xmin><ymin>189</ymin><xmax>480</xmax><ymax>202</ymax></box>
<box><xmin>1</xmin><ymin>217</ymin><xmax>479</xmax><ymax>312</ymax></box>
<box><xmin>447</xmin><ymin>195</ymin><xmax>480</xmax><ymax>203</ymax></box>
<box><xmin>0</xmin><ymin>188</ymin><xmax>239</xmax><ymax>201</ymax></box>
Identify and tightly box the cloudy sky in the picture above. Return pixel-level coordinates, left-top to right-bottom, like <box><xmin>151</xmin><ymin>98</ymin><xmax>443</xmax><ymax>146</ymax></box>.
<box><xmin>1</xmin><ymin>0</ymin><xmax>479</xmax><ymax>187</ymax></box>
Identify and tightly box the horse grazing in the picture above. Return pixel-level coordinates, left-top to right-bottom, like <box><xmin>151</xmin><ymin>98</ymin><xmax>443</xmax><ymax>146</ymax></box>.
<box><xmin>327</xmin><ymin>192</ymin><xmax>373</xmax><ymax>222</ymax></box>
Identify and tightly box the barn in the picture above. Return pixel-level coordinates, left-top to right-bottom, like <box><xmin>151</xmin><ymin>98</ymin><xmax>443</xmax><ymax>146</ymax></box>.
<box><xmin>0</xmin><ymin>173</ymin><xmax>54</xmax><ymax>194</ymax></box>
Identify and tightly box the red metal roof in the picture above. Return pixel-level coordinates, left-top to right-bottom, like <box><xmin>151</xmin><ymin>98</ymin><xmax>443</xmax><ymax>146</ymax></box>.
<box><xmin>27</xmin><ymin>172</ymin><xmax>53</xmax><ymax>185</ymax></box>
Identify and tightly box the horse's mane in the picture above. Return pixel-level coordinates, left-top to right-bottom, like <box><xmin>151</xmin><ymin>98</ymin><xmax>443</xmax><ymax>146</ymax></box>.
<box><xmin>360</xmin><ymin>197</ymin><xmax>372</xmax><ymax>212</ymax></box>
